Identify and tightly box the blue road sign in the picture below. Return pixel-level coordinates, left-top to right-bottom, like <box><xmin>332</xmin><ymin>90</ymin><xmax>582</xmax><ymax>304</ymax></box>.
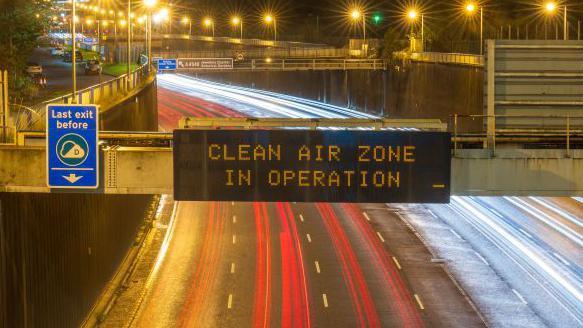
<box><xmin>158</xmin><ymin>59</ymin><xmax>177</xmax><ymax>71</ymax></box>
<box><xmin>47</xmin><ymin>104</ymin><xmax>99</xmax><ymax>189</ymax></box>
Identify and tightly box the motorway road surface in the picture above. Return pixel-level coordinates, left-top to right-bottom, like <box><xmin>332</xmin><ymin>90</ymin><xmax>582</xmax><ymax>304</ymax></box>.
<box><xmin>429</xmin><ymin>196</ymin><xmax>583</xmax><ymax>327</ymax></box>
<box><xmin>127</xmin><ymin>74</ymin><xmax>485</xmax><ymax>327</ymax></box>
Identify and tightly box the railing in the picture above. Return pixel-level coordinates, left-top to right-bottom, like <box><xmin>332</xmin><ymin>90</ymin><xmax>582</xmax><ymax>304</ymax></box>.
<box><xmin>451</xmin><ymin>114</ymin><xmax>583</xmax><ymax>155</ymax></box>
<box><xmin>156</xmin><ymin>34</ymin><xmax>334</xmax><ymax>49</ymax></box>
<box><xmin>395</xmin><ymin>51</ymin><xmax>484</xmax><ymax>67</ymax></box>
<box><xmin>17</xmin><ymin>65</ymin><xmax>151</xmax><ymax>132</ymax></box>
<box><xmin>154</xmin><ymin>47</ymin><xmax>349</xmax><ymax>60</ymax></box>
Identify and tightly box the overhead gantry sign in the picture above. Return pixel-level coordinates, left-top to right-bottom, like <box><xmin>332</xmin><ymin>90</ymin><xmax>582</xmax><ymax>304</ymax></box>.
<box><xmin>173</xmin><ymin>129</ymin><xmax>451</xmax><ymax>203</ymax></box>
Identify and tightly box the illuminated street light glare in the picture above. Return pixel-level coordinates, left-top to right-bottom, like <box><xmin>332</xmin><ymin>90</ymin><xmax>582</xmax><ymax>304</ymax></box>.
<box><xmin>466</xmin><ymin>3</ymin><xmax>476</xmax><ymax>13</ymax></box>
<box><xmin>144</xmin><ymin>0</ymin><xmax>157</xmax><ymax>8</ymax></box>
<box><xmin>182</xmin><ymin>16</ymin><xmax>190</xmax><ymax>24</ymax></box>
<box><xmin>232</xmin><ymin>16</ymin><xmax>240</xmax><ymax>25</ymax></box>
<box><xmin>264</xmin><ymin>14</ymin><xmax>273</xmax><ymax>23</ymax></box>
<box><xmin>204</xmin><ymin>17</ymin><xmax>213</xmax><ymax>26</ymax></box>
<box><xmin>351</xmin><ymin>9</ymin><xmax>361</xmax><ymax>20</ymax></box>
<box><xmin>408</xmin><ymin>9</ymin><xmax>418</xmax><ymax>21</ymax></box>
<box><xmin>545</xmin><ymin>2</ymin><xmax>557</xmax><ymax>13</ymax></box>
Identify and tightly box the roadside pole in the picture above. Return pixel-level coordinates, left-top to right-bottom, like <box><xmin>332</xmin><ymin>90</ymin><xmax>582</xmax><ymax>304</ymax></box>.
<box><xmin>72</xmin><ymin>0</ymin><xmax>77</xmax><ymax>104</ymax></box>
<box><xmin>0</xmin><ymin>70</ymin><xmax>8</xmax><ymax>142</ymax></box>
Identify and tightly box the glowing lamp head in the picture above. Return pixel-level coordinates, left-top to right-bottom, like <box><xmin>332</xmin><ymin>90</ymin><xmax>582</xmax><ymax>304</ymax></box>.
<box><xmin>232</xmin><ymin>16</ymin><xmax>240</xmax><ymax>25</ymax></box>
<box><xmin>264</xmin><ymin>15</ymin><xmax>274</xmax><ymax>23</ymax></box>
<box><xmin>181</xmin><ymin>16</ymin><xmax>190</xmax><ymax>24</ymax></box>
<box><xmin>143</xmin><ymin>0</ymin><xmax>157</xmax><ymax>8</ymax></box>
<box><xmin>545</xmin><ymin>2</ymin><xmax>557</xmax><ymax>13</ymax></box>
<box><xmin>407</xmin><ymin>9</ymin><xmax>418</xmax><ymax>21</ymax></box>
<box><xmin>351</xmin><ymin>9</ymin><xmax>361</xmax><ymax>20</ymax></box>
<box><xmin>204</xmin><ymin>18</ymin><xmax>213</xmax><ymax>27</ymax></box>
<box><xmin>465</xmin><ymin>3</ymin><xmax>476</xmax><ymax>13</ymax></box>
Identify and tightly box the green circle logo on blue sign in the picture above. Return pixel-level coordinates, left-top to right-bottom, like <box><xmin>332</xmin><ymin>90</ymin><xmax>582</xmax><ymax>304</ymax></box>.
<box><xmin>56</xmin><ymin>133</ymin><xmax>89</xmax><ymax>167</ymax></box>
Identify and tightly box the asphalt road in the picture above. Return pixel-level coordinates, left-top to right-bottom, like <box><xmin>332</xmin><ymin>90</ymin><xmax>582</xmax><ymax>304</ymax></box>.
<box><xmin>127</xmin><ymin>74</ymin><xmax>484</xmax><ymax>327</ymax></box>
<box><xmin>28</xmin><ymin>47</ymin><xmax>113</xmax><ymax>100</ymax></box>
<box><xmin>429</xmin><ymin>196</ymin><xmax>583</xmax><ymax>327</ymax></box>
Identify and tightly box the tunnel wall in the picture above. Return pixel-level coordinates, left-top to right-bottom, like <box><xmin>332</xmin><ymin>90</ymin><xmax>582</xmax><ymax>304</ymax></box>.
<box><xmin>189</xmin><ymin>62</ymin><xmax>483</xmax><ymax>126</ymax></box>
<box><xmin>0</xmin><ymin>194</ymin><xmax>152</xmax><ymax>327</ymax></box>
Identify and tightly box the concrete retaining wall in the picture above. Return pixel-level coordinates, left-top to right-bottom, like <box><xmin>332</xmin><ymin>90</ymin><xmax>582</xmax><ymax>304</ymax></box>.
<box><xmin>188</xmin><ymin>62</ymin><xmax>483</xmax><ymax>127</ymax></box>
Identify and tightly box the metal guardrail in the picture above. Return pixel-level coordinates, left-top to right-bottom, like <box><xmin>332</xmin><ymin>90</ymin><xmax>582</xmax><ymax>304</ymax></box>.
<box><xmin>173</xmin><ymin>59</ymin><xmax>387</xmax><ymax>71</ymax></box>
<box><xmin>395</xmin><ymin>51</ymin><xmax>484</xmax><ymax>67</ymax></box>
<box><xmin>451</xmin><ymin>114</ymin><xmax>583</xmax><ymax>155</ymax></box>
<box><xmin>156</xmin><ymin>34</ymin><xmax>334</xmax><ymax>49</ymax></box>
<box><xmin>179</xmin><ymin>117</ymin><xmax>446</xmax><ymax>130</ymax></box>
<box><xmin>16</xmin><ymin>65</ymin><xmax>151</xmax><ymax>132</ymax></box>
<box><xmin>155</xmin><ymin>47</ymin><xmax>349</xmax><ymax>60</ymax></box>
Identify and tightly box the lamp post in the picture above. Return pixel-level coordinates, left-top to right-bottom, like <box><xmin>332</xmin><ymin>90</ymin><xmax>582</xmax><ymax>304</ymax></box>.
<box><xmin>144</xmin><ymin>0</ymin><xmax>157</xmax><ymax>72</ymax></box>
<box><xmin>465</xmin><ymin>2</ymin><xmax>483</xmax><ymax>55</ymax></box>
<box><xmin>232</xmin><ymin>16</ymin><xmax>243</xmax><ymax>39</ymax></box>
<box><xmin>71</xmin><ymin>1</ymin><xmax>77</xmax><ymax>103</ymax></box>
<box><xmin>544</xmin><ymin>2</ymin><xmax>568</xmax><ymax>40</ymax></box>
<box><xmin>126</xmin><ymin>0</ymin><xmax>131</xmax><ymax>91</ymax></box>
<box><xmin>264</xmin><ymin>14</ymin><xmax>277</xmax><ymax>42</ymax></box>
<box><xmin>204</xmin><ymin>18</ymin><xmax>215</xmax><ymax>37</ymax></box>
<box><xmin>406</xmin><ymin>9</ymin><xmax>423</xmax><ymax>52</ymax></box>
<box><xmin>350</xmin><ymin>9</ymin><xmax>366</xmax><ymax>43</ymax></box>
<box><xmin>182</xmin><ymin>17</ymin><xmax>192</xmax><ymax>35</ymax></box>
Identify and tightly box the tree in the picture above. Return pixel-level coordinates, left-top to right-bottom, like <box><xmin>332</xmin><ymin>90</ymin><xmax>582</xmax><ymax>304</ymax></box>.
<box><xmin>0</xmin><ymin>0</ymin><xmax>51</xmax><ymax>99</ymax></box>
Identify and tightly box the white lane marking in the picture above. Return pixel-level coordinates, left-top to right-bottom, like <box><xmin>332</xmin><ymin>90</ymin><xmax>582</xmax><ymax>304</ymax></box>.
<box><xmin>376</xmin><ymin>231</ymin><xmax>385</xmax><ymax>243</ymax></box>
<box><xmin>449</xmin><ymin>229</ymin><xmax>463</xmax><ymax>240</ymax></box>
<box><xmin>232</xmin><ymin>215</ymin><xmax>237</xmax><ymax>224</ymax></box>
<box><xmin>322</xmin><ymin>294</ymin><xmax>329</xmax><ymax>308</ymax></box>
<box><xmin>232</xmin><ymin>235</ymin><xmax>237</xmax><ymax>244</ymax></box>
<box><xmin>227</xmin><ymin>294</ymin><xmax>233</xmax><ymax>309</ymax></box>
<box><xmin>230</xmin><ymin>263</ymin><xmax>236</xmax><ymax>274</ymax></box>
<box><xmin>414</xmin><ymin>294</ymin><xmax>425</xmax><ymax>310</ymax></box>
<box><xmin>392</xmin><ymin>256</ymin><xmax>402</xmax><ymax>270</ymax></box>
<box><xmin>362</xmin><ymin>212</ymin><xmax>371</xmax><ymax>222</ymax></box>
<box><xmin>519</xmin><ymin>228</ymin><xmax>532</xmax><ymax>239</ymax></box>
<box><xmin>512</xmin><ymin>289</ymin><xmax>528</xmax><ymax>304</ymax></box>
<box><xmin>427</xmin><ymin>209</ymin><xmax>438</xmax><ymax>219</ymax></box>
<box><xmin>306</xmin><ymin>234</ymin><xmax>312</xmax><ymax>243</ymax></box>
<box><xmin>299</xmin><ymin>214</ymin><xmax>304</xmax><ymax>222</ymax></box>
<box><xmin>553</xmin><ymin>252</ymin><xmax>571</xmax><ymax>266</ymax></box>
<box><xmin>474</xmin><ymin>251</ymin><xmax>490</xmax><ymax>266</ymax></box>
<box><xmin>315</xmin><ymin>261</ymin><xmax>321</xmax><ymax>273</ymax></box>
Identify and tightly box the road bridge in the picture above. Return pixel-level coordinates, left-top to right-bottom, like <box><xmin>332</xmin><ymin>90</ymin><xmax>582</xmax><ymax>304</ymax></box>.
<box><xmin>1</xmin><ymin>118</ymin><xmax>582</xmax><ymax>196</ymax></box>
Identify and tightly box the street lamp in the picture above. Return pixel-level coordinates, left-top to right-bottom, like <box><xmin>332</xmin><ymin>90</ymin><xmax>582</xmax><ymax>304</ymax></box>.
<box><xmin>144</xmin><ymin>0</ymin><xmax>157</xmax><ymax>72</ymax></box>
<box><xmin>71</xmin><ymin>0</ymin><xmax>77</xmax><ymax>103</ymax></box>
<box><xmin>231</xmin><ymin>16</ymin><xmax>243</xmax><ymax>39</ymax></box>
<box><xmin>350</xmin><ymin>9</ymin><xmax>366</xmax><ymax>43</ymax></box>
<box><xmin>465</xmin><ymin>2</ymin><xmax>484</xmax><ymax>55</ymax></box>
<box><xmin>204</xmin><ymin>17</ymin><xmax>215</xmax><ymax>37</ymax></box>
<box><xmin>407</xmin><ymin>9</ymin><xmax>423</xmax><ymax>52</ymax></box>
<box><xmin>264</xmin><ymin>14</ymin><xmax>277</xmax><ymax>42</ymax></box>
<box><xmin>182</xmin><ymin>16</ymin><xmax>192</xmax><ymax>35</ymax></box>
<box><xmin>544</xmin><ymin>1</ymin><xmax>568</xmax><ymax>40</ymax></box>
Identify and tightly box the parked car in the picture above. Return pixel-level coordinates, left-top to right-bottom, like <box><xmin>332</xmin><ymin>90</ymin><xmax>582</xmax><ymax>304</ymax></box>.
<box><xmin>51</xmin><ymin>47</ymin><xmax>64</xmax><ymax>56</ymax></box>
<box><xmin>84</xmin><ymin>59</ymin><xmax>102</xmax><ymax>75</ymax></box>
<box><xmin>30</xmin><ymin>73</ymin><xmax>47</xmax><ymax>88</ymax></box>
<box><xmin>25</xmin><ymin>62</ymin><xmax>43</xmax><ymax>75</ymax></box>
<box><xmin>63</xmin><ymin>50</ymin><xmax>83</xmax><ymax>62</ymax></box>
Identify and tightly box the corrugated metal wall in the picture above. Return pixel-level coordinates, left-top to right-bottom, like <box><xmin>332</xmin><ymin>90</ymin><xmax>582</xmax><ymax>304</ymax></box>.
<box><xmin>0</xmin><ymin>193</ymin><xmax>152</xmax><ymax>327</ymax></box>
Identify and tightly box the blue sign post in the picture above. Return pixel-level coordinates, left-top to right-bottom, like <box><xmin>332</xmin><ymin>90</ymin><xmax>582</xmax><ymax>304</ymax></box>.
<box><xmin>157</xmin><ymin>59</ymin><xmax>177</xmax><ymax>71</ymax></box>
<box><xmin>47</xmin><ymin>104</ymin><xmax>99</xmax><ymax>189</ymax></box>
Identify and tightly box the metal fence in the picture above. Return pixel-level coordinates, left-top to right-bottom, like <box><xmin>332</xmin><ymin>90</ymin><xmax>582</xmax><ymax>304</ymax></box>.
<box><xmin>154</xmin><ymin>47</ymin><xmax>349</xmax><ymax>60</ymax></box>
<box><xmin>154</xmin><ymin>33</ymin><xmax>336</xmax><ymax>49</ymax></box>
<box><xmin>395</xmin><ymin>51</ymin><xmax>485</xmax><ymax>67</ymax></box>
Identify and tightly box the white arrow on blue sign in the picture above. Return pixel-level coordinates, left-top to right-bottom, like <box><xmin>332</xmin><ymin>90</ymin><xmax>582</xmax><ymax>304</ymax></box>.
<box><xmin>157</xmin><ymin>59</ymin><xmax>177</xmax><ymax>71</ymax></box>
<box><xmin>46</xmin><ymin>104</ymin><xmax>99</xmax><ymax>189</ymax></box>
